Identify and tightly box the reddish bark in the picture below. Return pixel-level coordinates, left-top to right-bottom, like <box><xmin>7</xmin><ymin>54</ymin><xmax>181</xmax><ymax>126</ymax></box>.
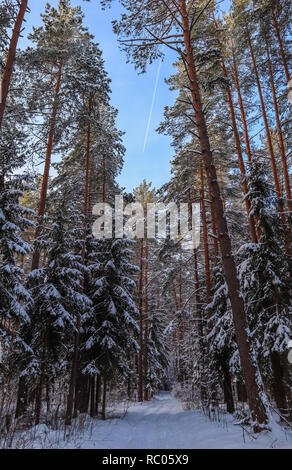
<box><xmin>266</xmin><ymin>41</ymin><xmax>292</xmax><ymax>214</ymax></box>
<box><xmin>271</xmin><ymin>8</ymin><xmax>290</xmax><ymax>84</ymax></box>
<box><xmin>212</xmin><ymin>15</ymin><xmax>257</xmax><ymax>243</ymax></box>
<box><xmin>31</xmin><ymin>60</ymin><xmax>63</xmax><ymax>271</ymax></box>
<box><xmin>246</xmin><ymin>31</ymin><xmax>287</xmax><ymax>227</ymax></box>
<box><xmin>0</xmin><ymin>0</ymin><xmax>28</xmax><ymax>130</ymax></box>
<box><xmin>231</xmin><ymin>43</ymin><xmax>253</xmax><ymax>164</ymax></box>
<box><xmin>179</xmin><ymin>0</ymin><xmax>268</xmax><ymax>429</ymax></box>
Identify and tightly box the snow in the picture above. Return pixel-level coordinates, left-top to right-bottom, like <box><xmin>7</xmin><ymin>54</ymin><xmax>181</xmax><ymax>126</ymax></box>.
<box><xmin>10</xmin><ymin>393</ymin><xmax>292</xmax><ymax>449</ymax></box>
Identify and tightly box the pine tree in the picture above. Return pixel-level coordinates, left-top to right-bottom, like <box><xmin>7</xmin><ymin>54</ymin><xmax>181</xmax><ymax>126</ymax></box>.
<box><xmin>82</xmin><ymin>237</ymin><xmax>139</xmax><ymax>419</ymax></box>
<box><xmin>102</xmin><ymin>0</ymin><xmax>269</xmax><ymax>427</ymax></box>
<box><xmin>0</xmin><ymin>115</ymin><xmax>33</xmax><ymax>376</ymax></box>
<box><xmin>19</xmin><ymin>196</ymin><xmax>90</xmax><ymax>424</ymax></box>
<box><xmin>238</xmin><ymin>160</ymin><xmax>292</xmax><ymax>416</ymax></box>
<box><xmin>0</xmin><ymin>0</ymin><xmax>28</xmax><ymax>129</ymax></box>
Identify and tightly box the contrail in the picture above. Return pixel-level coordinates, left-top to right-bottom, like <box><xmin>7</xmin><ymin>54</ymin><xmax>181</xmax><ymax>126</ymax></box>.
<box><xmin>143</xmin><ymin>57</ymin><xmax>162</xmax><ymax>153</ymax></box>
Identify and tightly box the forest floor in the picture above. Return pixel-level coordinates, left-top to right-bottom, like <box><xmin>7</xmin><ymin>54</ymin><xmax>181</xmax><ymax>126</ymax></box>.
<box><xmin>5</xmin><ymin>392</ymin><xmax>292</xmax><ymax>449</ymax></box>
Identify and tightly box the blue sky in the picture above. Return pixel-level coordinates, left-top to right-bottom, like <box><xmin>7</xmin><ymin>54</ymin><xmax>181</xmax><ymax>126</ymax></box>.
<box><xmin>20</xmin><ymin>0</ymin><xmax>231</xmax><ymax>192</ymax></box>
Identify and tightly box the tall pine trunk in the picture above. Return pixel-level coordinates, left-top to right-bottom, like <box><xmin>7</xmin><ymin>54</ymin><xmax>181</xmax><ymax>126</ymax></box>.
<box><xmin>137</xmin><ymin>238</ymin><xmax>144</xmax><ymax>402</ymax></box>
<box><xmin>271</xmin><ymin>8</ymin><xmax>290</xmax><ymax>84</ymax></box>
<box><xmin>231</xmin><ymin>43</ymin><xmax>253</xmax><ymax>164</ymax></box>
<box><xmin>179</xmin><ymin>0</ymin><xmax>268</xmax><ymax>429</ymax></box>
<box><xmin>31</xmin><ymin>59</ymin><xmax>63</xmax><ymax>271</ymax></box>
<box><xmin>246</xmin><ymin>30</ymin><xmax>287</xmax><ymax>230</ymax></box>
<box><xmin>200</xmin><ymin>163</ymin><xmax>211</xmax><ymax>303</ymax></box>
<box><xmin>213</xmin><ymin>15</ymin><xmax>257</xmax><ymax>242</ymax></box>
<box><xmin>0</xmin><ymin>0</ymin><xmax>28</xmax><ymax>130</ymax></box>
<box><xmin>266</xmin><ymin>41</ymin><xmax>292</xmax><ymax>214</ymax></box>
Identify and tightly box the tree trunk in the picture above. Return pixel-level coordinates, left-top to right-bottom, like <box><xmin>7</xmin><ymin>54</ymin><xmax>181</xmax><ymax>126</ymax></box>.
<box><xmin>271</xmin><ymin>8</ymin><xmax>290</xmax><ymax>84</ymax></box>
<box><xmin>222</xmin><ymin>359</ymin><xmax>235</xmax><ymax>414</ymax></box>
<box><xmin>246</xmin><ymin>30</ymin><xmax>287</xmax><ymax>230</ymax></box>
<box><xmin>0</xmin><ymin>0</ymin><xmax>28</xmax><ymax>130</ymax></box>
<box><xmin>34</xmin><ymin>328</ymin><xmax>48</xmax><ymax>425</ymax></box>
<box><xmin>65</xmin><ymin>102</ymin><xmax>92</xmax><ymax>425</ymax></box>
<box><xmin>15</xmin><ymin>376</ymin><xmax>28</xmax><ymax>419</ymax></box>
<box><xmin>208</xmin><ymin>191</ymin><xmax>219</xmax><ymax>261</ymax></box>
<box><xmin>200</xmin><ymin>163</ymin><xmax>211</xmax><ymax>303</ymax></box>
<box><xmin>95</xmin><ymin>375</ymin><xmax>100</xmax><ymax>417</ymax></box>
<box><xmin>231</xmin><ymin>43</ymin><xmax>252</xmax><ymax>164</ymax></box>
<box><xmin>90</xmin><ymin>376</ymin><xmax>96</xmax><ymax>417</ymax></box>
<box><xmin>266</xmin><ymin>40</ymin><xmax>292</xmax><ymax>214</ymax></box>
<box><xmin>213</xmin><ymin>15</ymin><xmax>257</xmax><ymax>242</ymax></box>
<box><xmin>34</xmin><ymin>372</ymin><xmax>44</xmax><ymax>425</ymax></box>
<box><xmin>193</xmin><ymin>248</ymin><xmax>207</xmax><ymax>405</ymax></box>
<box><xmin>179</xmin><ymin>0</ymin><xmax>268</xmax><ymax>430</ymax></box>
<box><xmin>270</xmin><ymin>351</ymin><xmax>288</xmax><ymax>415</ymax></box>
<box><xmin>31</xmin><ymin>59</ymin><xmax>63</xmax><ymax>271</ymax></box>
<box><xmin>143</xmin><ymin>239</ymin><xmax>149</xmax><ymax>401</ymax></box>
<box><xmin>101</xmin><ymin>377</ymin><xmax>107</xmax><ymax>421</ymax></box>
<box><xmin>138</xmin><ymin>238</ymin><xmax>144</xmax><ymax>402</ymax></box>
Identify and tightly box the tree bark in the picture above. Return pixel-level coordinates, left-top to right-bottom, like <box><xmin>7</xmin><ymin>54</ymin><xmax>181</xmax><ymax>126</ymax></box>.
<box><xmin>271</xmin><ymin>8</ymin><xmax>290</xmax><ymax>84</ymax></box>
<box><xmin>0</xmin><ymin>0</ymin><xmax>28</xmax><ymax>130</ymax></box>
<box><xmin>231</xmin><ymin>42</ymin><xmax>253</xmax><ymax>164</ymax></box>
<box><xmin>31</xmin><ymin>59</ymin><xmax>63</xmax><ymax>271</ymax></box>
<box><xmin>270</xmin><ymin>351</ymin><xmax>288</xmax><ymax>415</ymax></box>
<box><xmin>213</xmin><ymin>15</ymin><xmax>257</xmax><ymax>243</ymax></box>
<box><xmin>266</xmin><ymin>40</ymin><xmax>292</xmax><ymax>214</ymax></box>
<box><xmin>138</xmin><ymin>238</ymin><xmax>144</xmax><ymax>402</ymax></box>
<box><xmin>222</xmin><ymin>359</ymin><xmax>235</xmax><ymax>414</ymax></box>
<box><xmin>200</xmin><ymin>163</ymin><xmax>211</xmax><ymax>303</ymax></box>
<box><xmin>246</xmin><ymin>30</ymin><xmax>287</xmax><ymax>229</ymax></box>
<box><xmin>179</xmin><ymin>0</ymin><xmax>268</xmax><ymax>429</ymax></box>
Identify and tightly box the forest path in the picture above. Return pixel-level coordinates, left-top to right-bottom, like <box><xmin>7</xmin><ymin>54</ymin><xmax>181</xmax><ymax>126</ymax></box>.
<box><xmin>76</xmin><ymin>392</ymin><xmax>292</xmax><ymax>449</ymax></box>
<box><xmin>28</xmin><ymin>392</ymin><xmax>292</xmax><ymax>449</ymax></box>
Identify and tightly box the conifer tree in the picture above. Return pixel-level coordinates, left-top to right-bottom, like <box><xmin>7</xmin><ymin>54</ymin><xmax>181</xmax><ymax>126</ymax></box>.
<box><xmin>238</xmin><ymin>160</ymin><xmax>292</xmax><ymax>415</ymax></box>
<box><xmin>21</xmin><ymin>195</ymin><xmax>90</xmax><ymax>424</ymax></box>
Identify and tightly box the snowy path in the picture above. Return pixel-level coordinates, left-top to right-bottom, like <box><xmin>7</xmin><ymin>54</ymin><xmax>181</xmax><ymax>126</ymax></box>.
<box><xmin>25</xmin><ymin>392</ymin><xmax>292</xmax><ymax>449</ymax></box>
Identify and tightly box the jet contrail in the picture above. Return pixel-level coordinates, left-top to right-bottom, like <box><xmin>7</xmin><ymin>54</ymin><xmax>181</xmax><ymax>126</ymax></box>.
<box><xmin>143</xmin><ymin>57</ymin><xmax>162</xmax><ymax>153</ymax></box>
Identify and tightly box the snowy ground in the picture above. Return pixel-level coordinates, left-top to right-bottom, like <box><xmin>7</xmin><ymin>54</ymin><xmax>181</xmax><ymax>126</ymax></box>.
<box><xmin>6</xmin><ymin>392</ymin><xmax>292</xmax><ymax>449</ymax></box>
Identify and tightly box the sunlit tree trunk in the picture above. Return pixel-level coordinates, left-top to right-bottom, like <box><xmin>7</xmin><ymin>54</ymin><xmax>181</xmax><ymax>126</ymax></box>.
<box><xmin>266</xmin><ymin>40</ymin><xmax>291</xmax><ymax>214</ymax></box>
<box><xmin>31</xmin><ymin>60</ymin><xmax>63</xmax><ymax>271</ymax></box>
<box><xmin>271</xmin><ymin>8</ymin><xmax>290</xmax><ymax>84</ymax></box>
<box><xmin>213</xmin><ymin>15</ymin><xmax>257</xmax><ymax>242</ymax></box>
<box><xmin>0</xmin><ymin>0</ymin><xmax>28</xmax><ymax>130</ymax></box>
<box><xmin>179</xmin><ymin>0</ymin><xmax>268</xmax><ymax>429</ymax></box>
<box><xmin>246</xmin><ymin>30</ymin><xmax>287</xmax><ymax>228</ymax></box>
<box><xmin>231</xmin><ymin>42</ymin><xmax>253</xmax><ymax>164</ymax></box>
